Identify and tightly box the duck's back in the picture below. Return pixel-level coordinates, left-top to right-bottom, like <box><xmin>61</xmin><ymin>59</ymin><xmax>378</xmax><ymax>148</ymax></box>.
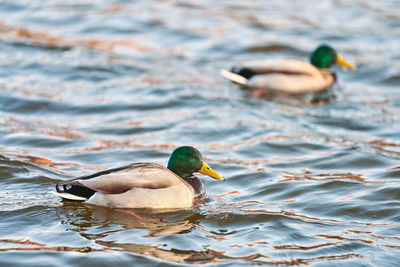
<box><xmin>240</xmin><ymin>59</ymin><xmax>322</xmax><ymax>77</ymax></box>
<box><xmin>76</xmin><ymin>163</ymin><xmax>184</xmax><ymax>193</ymax></box>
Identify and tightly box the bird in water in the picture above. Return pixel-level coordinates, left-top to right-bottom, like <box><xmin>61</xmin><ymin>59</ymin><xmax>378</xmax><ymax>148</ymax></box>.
<box><xmin>53</xmin><ymin>146</ymin><xmax>224</xmax><ymax>210</ymax></box>
<box><xmin>220</xmin><ymin>45</ymin><xmax>356</xmax><ymax>96</ymax></box>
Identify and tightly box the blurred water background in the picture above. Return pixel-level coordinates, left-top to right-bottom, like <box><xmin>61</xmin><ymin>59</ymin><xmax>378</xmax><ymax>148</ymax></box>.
<box><xmin>0</xmin><ymin>0</ymin><xmax>399</xmax><ymax>266</ymax></box>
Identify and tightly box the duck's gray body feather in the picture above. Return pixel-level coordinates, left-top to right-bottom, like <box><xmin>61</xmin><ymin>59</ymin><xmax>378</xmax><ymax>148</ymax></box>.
<box><xmin>54</xmin><ymin>163</ymin><xmax>198</xmax><ymax>209</ymax></box>
<box><xmin>221</xmin><ymin>59</ymin><xmax>336</xmax><ymax>94</ymax></box>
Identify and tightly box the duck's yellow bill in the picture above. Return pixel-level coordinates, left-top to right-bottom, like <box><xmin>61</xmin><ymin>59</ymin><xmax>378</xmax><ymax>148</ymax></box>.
<box><xmin>199</xmin><ymin>162</ymin><xmax>224</xmax><ymax>181</ymax></box>
<box><xmin>336</xmin><ymin>54</ymin><xmax>356</xmax><ymax>70</ymax></box>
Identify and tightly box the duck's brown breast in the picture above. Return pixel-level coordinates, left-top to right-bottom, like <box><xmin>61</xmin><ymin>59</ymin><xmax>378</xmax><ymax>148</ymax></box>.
<box><xmin>185</xmin><ymin>177</ymin><xmax>206</xmax><ymax>205</ymax></box>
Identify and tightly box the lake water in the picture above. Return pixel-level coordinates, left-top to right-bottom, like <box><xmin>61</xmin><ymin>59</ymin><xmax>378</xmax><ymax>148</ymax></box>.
<box><xmin>0</xmin><ymin>0</ymin><xmax>399</xmax><ymax>266</ymax></box>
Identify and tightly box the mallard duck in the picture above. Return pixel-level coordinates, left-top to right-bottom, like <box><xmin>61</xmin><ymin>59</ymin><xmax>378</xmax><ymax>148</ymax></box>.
<box><xmin>220</xmin><ymin>45</ymin><xmax>356</xmax><ymax>95</ymax></box>
<box><xmin>53</xmin><ymin>146</ymin><xmax>224</xmax><ymax>209</ymax></box>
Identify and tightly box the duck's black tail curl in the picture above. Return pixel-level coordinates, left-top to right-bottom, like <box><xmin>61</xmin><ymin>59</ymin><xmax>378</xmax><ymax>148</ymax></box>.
<box><xmin>231</xmin><ymin>67</ymin><xmax>257</xmax><ymax>79</ymax></box>
<box><xmin>55</xmin><ymin>181</ymin><xmax>96</xmax><ymax>202</ymax></box>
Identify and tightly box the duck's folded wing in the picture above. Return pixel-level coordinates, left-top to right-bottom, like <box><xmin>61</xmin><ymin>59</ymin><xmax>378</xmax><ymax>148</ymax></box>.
<box><xmin>239</xmin><ymin>59</ymin><xmax>323</xmax><ymax>77</ymax></box>
<box><xmin>57</xmin><ymin>163</ymin><xmax>182</xmax><ymax>195</ymax></box>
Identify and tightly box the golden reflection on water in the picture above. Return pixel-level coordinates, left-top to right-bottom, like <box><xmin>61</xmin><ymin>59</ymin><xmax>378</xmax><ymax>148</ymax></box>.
<box><xmin>273</xmin><ymin>242</ymin><xmax>342</xmax><ymax>250</ymax></box>
<box><xmin>369</xmin><ymin>139</ymin><xmax>400</xmax><ymax>157</ymax></box>
<box><xmin>280</xmin><ymin>171</ymin><xmax>369</xmax><ymax>183</ymax></box>
<box><xmin>15</xmin><ymin>154</ymin><xmax>90</xmax><ymax>175</ymax></box>
<box><xmin>0</xmin><ymin>238</ymin><xmax>105</xmax><ymax>253</ymax></box>
<box><xmin>0</xmin><ymin>23</ymin><xmax>149</xmax><ymax>53</ymax></box>
<box><xmin>0</xmin><ymin>237</ymin><xmax>364</xmax><ymax>265</ymax></box>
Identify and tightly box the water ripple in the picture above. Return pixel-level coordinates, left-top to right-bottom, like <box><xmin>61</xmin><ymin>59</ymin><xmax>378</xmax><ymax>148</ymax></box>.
<box><xmin>0</xmin><ymin>0</ymin><xmax>399</xmax><ymax>266</ymax></box>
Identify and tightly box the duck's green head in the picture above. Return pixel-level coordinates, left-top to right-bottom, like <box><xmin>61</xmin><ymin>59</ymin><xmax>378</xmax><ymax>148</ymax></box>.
<box><xmin>310</xmin><ymin>45</ymin><xmax>355</xmax><ymax>70</ymax></box>
<box><xmin>167</xmin><ymin>146</ymin><xmax>224</xmax><ymax>181</ymax></box>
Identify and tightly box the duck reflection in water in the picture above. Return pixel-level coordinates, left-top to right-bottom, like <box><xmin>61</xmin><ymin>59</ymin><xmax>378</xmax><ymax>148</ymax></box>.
<box><xmin>58</xmin><ymin>203</ymin><xmax>231</xmax><ymax>264</ymax></box>
<box><xmin>60</xmin><ymin>202</ymin><xmax>205</xmax><ymax>237</ymax></box>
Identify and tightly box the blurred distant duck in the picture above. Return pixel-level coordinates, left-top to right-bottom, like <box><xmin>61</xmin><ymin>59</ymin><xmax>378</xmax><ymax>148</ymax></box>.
<box><xmin>220</xmin><ymin>45</ymin><xmax>355</xmax><ymax>95</ymax></box>
<box><xmin>53</xmin><ymin>146</ymin><xmax>224</xmax><ymax>209</ymax></box>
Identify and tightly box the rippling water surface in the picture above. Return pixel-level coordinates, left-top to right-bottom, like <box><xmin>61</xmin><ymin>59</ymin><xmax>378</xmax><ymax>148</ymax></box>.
<box><xmin>0</xmin><ymin>1</ymin><xmax>399</xmax><ymax>266</ymax></box>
